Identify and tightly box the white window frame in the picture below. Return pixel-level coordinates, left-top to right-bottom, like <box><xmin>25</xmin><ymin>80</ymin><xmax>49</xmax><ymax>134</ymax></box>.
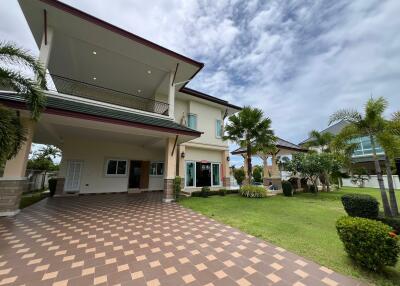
<box><xmin>187</xmin><ymin>113</ymin><xmax>198</xmax><ymax>130</ymax></box>
<box><xmin>211</xmin><ymin>162</ymin><xmax>222</xmax><ymax>187</ymax></box>
<box><xmin>184</xmin><ymin>161</ymin><xmax>222</xmax><ymax>188</ymax></box>
<box><xmin>185</xmin><ymin>161</ymin><xmax>196</xmax><ymax>188</ymax></box>
<box><xmin>105</xmin><ymin>159</ymin><xmax>128</xmax><ymax>177</ymax></box>
<box><xmin>215</xmin><ymin>119</ymin><xmax>222</xmax><ymax>138</ymax></box>
<box><xmin>150</xmin><ymin>162</ymin><xmax>164</xmax><ymax>176</ymax></box>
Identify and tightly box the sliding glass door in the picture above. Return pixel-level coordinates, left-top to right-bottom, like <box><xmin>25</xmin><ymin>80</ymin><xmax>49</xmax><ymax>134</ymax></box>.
<box><xmin>185</xmin><ymin>161</ymin><xmax>221</xmax><ymax>187</ymax></box>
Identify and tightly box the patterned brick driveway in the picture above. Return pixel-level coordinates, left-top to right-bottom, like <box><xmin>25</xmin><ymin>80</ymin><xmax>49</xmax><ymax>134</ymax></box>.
<box><xmin>0</xmin><ymin>192</ymin><xmax>364</xmax><ymax>286</ymax></box>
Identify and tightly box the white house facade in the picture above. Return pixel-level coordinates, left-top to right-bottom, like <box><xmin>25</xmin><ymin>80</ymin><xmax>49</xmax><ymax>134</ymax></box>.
<box><xmin>0</xmin><ymin>0</ymin><xmax>241</xmax><ymax>216</ymax></box>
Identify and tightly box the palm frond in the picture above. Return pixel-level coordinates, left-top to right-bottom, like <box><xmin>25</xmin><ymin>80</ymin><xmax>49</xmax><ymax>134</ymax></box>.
<box><xmin>329</xmin><ymin>109</ymin><xmax>361</xmax><ymax>125</ymax></box>
<box><xmin>0</xmin><ymin>42</ymin><xmax>46</xmax><ymax>88</ymax></box>
<box><xmin>0</xmin><ymin>67</ymin><xmax>45</xmax><ymax>120</ymax></box>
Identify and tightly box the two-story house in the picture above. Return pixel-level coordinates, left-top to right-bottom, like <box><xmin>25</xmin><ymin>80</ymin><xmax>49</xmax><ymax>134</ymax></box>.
<box><xmin>299</xmin><ymin>120</ymin><xmax>386</xmax><ymax>173</ymax></box>
<box><xmin>0</xmin><ymin>0</ymin><xmax>240</xmax><ymax>216</ymax></box>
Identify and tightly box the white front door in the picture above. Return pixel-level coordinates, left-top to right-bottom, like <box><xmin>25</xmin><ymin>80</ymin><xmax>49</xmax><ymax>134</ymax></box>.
<box><xmin>65</xmin><ymin>160</ymin><xmax>83</xmax><ymax>192</ymax></box>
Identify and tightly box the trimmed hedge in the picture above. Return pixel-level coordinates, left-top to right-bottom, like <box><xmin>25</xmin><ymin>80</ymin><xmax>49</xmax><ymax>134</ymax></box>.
<box><xmin>377</xmin><ymin>215</ymin><xmax>400</xmax><ymax>234</ymax></box>
<box><xmin>191</xmin><ymin>189</ymin><xmax>238</xmax><ymax>197</ymax></box>
<box><xmin>336</xmin><ymin>216</ymin><xmax>399</xmax><ymax>270</ymax></box>
<box><xmin>239</xmin><ymin>185</ymin><xmax>266</xmax><ymax>198</ymax></box>
<box><xmin>173</xmin><ymin>177</ymin><xmax>182</xmax><ymax>201</ymax></box>
<box><xmin>282</xmin><ymin>181</ymin><xmax>294</xmax><ymax>197</ymax></box>
<box><xmin>341</xmin><ymin>194</ymin><xmax>379</xmax><ymax>219</ymax></box>
<box><xmin>48</xmin><ymin>178</ymin><xmax>57</xmax><ymax>197</ymax></box>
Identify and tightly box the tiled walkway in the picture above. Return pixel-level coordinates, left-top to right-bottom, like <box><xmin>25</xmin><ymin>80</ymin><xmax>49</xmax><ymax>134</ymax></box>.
<box><xmin>0</xmin><ymin>192</ymin><xmax>365</xmax><ymax>286</ymax></box>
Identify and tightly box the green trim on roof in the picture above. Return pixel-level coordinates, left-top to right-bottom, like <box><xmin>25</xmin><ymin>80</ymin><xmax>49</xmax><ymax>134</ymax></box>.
<box><xmin>0</xmin><ymin>92</ymin><xmax>201</xmax><ymax>135</ymax></box>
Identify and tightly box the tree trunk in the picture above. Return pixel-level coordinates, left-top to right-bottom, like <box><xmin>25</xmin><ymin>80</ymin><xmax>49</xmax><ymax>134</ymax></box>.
<box><xmin>325</xmin><ymin>172</ymin><xmax>330</xmax><ymax>192</ymax></box>
<box><xmin>370</xmin><ymin>135</ymin><xmax>392</xmax><ymax>216</ymax></box>
<box><xmin>385</xmin><ymin>154</ymin><xmax>399</xmax><ymax>216</ymax></box>
<box><xmin>41</xmin><ymin>170</ymin><xmax>47</xmax><ymax>190</ymax></box>
<box><xmin>246</xmin><ymin>141</ymin><xmax>252</xmax><ymax>185</ymax></box>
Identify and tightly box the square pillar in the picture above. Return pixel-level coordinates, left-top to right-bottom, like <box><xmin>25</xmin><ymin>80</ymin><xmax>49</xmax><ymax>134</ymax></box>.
<box><xmin>222</xmin><ymin>150</ymin><xmax>230</xmax><ymax>188</ymax></box>
<box><xmin>264</xmin><ymin>154</ymin><xmax>282</xmax><ymax>190</ymax></box>
<box><xmin>1</xmin><ymin>118</ymin><xmax>35</xmax><ymax>216</ymax></box>
<box><xmin>164</xmin><ymin>137</ymin><xmax>177</xmax><ymax>202</ymax></box>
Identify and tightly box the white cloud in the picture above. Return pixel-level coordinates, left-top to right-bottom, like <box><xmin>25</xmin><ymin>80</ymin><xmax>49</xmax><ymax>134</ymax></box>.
<box><xmin>2</xmin><ymin>0</ymin><xmax>400</xmax><ymax>166</ymax></box>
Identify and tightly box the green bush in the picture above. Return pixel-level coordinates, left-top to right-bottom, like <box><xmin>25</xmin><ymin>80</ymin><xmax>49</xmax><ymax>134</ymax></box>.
<box><xmin>341</xmin><ymin>194</ymin><xmax>379</xmax><ymax>219</ymax></box>
<box><xmin>200</xmin><ymin>186</ymin><xmax>210</xmax><ymax>198</ymax></box>
<box><xmin>218</xmin><ymin>189</ymin><xmax>227</xmax><ymax>196</ymax></box>
<box><xmin>377</xmin><ymin>215</ymin><xmax>400</xmax><ymax>234</ymax></box>
<box><xmin>48</xmin><ymin>178</ymin><xmax>57</xmax><ymax>197</ymax></box>
<box><xmin>234</xmin><ymin>169</ymin><xmax>245</xmax><ymax>185</ymax></box>
<box><xmin>191</xmin><ymin>188</ymin><xmax>238</xmax><ymax>197</ymax></box>
<box><xmin>173</xmin><ymin>176</ymin><xmax>182</xmax><ymax>201</ymax></box>
<box><xmin>336</xmin><ymin>216</ymin><xmax>399</xmax><ymax>270</ymax></box>
<box><xmin>309</xmin><ymin>185</ymin><xmax>317</xmax><ymax>193</ymax></box>
<box><xmin>282</xmin><ymin>181</ymin><xmax>293</xmax><ymax>197</ymax></box>
<box><xmin>239</xmin><ymin>185</ymin><xmax>266</xmax><ymax>198</ymax></box>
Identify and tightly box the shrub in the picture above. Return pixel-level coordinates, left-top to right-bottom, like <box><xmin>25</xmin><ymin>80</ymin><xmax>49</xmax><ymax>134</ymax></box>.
<box><xmin>191</xmin><ymin>188</ymin><xmax>238</xmax><ymax>197</ymax></box>
<box><xmin>173</xmin><ymin>176</ymin><xmax>182</xmax><ymax>201</ymax></box>
<box><xmin>200</xmin><ymin>186</ymin><xmax>210</xmax><ymax>198</ymax></box>
<box><xmin>341</xmin><ymin>194</ymin><xmax>379</xmax><ymax>219</ymax></box>
<box><xmin>282</xmin><ymin>181</ymin><xmax>293</xmax><ymax>197</ymax></box>
<box><xmin>48</xmin><ymin>178</ymin><xmax>57</xmax><ymax>197</ymax></box>
<box><xmin>336</xmin><ymin>216</ymin><xmax>400</xmax><ymax>270</ymax></box>
<box><xmin>239</xmin><ymin>185</ymin><xmax>266</xmax><ymax>198</ymax></box>
<box><xmin>234</xmin><ymin>169</ymin><xmax>245</xmax><ymax>185</ymax></box>
<box><xmin>218</xmin><ymin>189</ymin><xmax>227</xmax><ymax>196</ymax></box>
<box><xmin>309</xmin><ymin>185</ymin><xmax>317</xmax><ymax>193</ymax></box>
<box><xmin>377</xmin><ymin>215</ymin><xmax>400</xmax><ymax>234</ymax></box>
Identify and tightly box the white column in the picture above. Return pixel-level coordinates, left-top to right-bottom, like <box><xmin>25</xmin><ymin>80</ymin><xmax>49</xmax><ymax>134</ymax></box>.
<box><xmin>38</xmin><ymin>26</ymin><xmax>54</xmax><ymax>71</ymax></box>
<box><xmin>168</xmin><ymin>72</ymin><xmax>175</xmax><ymax>120</ymax></box>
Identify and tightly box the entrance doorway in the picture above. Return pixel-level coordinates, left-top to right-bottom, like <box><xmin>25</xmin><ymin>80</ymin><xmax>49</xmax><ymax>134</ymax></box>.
<box><xmin>129</xmin><ymin>161</ymin><xmax>141</xmax><ymax>188</ymax></box>
<box><xmin>196</xmin><ymin>162</ymin><xmax>211</xmax><ymax>187</ymax></box>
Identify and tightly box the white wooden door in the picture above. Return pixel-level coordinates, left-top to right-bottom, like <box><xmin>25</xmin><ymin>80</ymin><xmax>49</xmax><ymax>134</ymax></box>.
<box><xmin>65</xmin><ymin>160</ymin><xmax>83</xmax><ymax>192</ymax></box>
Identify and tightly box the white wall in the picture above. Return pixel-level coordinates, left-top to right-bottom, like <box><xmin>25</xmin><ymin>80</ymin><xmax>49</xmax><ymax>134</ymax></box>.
<box><xmin>59</xmin><ymin>137</ymin><xmax>164</xmax><ymax>193</ymax></box>
<box><xmin>342</xmin><ymin>175</ymin><xmax>400</xmax><ymax>189</ymax></box>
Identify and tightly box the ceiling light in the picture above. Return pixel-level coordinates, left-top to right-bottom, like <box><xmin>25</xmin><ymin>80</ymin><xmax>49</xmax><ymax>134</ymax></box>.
<box><xmin>147</xmin><ymin>70</ymin><xmax>151</xmax><ymax>74</ymax></box>
<box><xmin>137</xmin><ymin>89</ymin><xmax>141</xmax><ymax>93</ymax></box>
<box><xmin>92</xmin><ymin>51</ymin><xmax>97</xmax><ymax>55</ymax></box>
<box><xmin>93</xmin><ymin>77</ymin><xmax>97</xmax><ymax>80</ymax></box>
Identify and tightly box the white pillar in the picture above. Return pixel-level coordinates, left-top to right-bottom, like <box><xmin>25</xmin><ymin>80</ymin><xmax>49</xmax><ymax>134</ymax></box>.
<box><xmin>38</xmin><ymin>26</ymin><xmax>54</xmax><ymax>72</ymax></box>
<box><xmin>168</xmin><ymin>72</ymin><xmax>175</xmax><ymax>120</ymax></box>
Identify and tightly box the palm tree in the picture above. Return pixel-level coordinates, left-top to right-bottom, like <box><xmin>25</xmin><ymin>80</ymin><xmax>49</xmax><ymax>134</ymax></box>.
<box><xmin>330</xmin><ymin>97</ymin><xmax>393</xmax><ymax>216</ymax></box>
<box><xmin>0</xmin><ymin>42</ymin><xmax>46</xmax><ymax>166</ymax></box>
<box><xmin>304</xmin><ymin>130</ymin><xmax>335</xmax><ymax>153</ymax></box>
<box><xmin>224</xmin><ymin>106</ymin><xmax>275</xmax><ymax>183</ymax></box>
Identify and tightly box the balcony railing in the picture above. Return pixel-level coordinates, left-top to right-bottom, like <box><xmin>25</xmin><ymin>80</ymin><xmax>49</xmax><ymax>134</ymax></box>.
<box><xmin>47</xmin><ymin>74</ymin><xmax>169</xmax><ymax>116</ymax></box>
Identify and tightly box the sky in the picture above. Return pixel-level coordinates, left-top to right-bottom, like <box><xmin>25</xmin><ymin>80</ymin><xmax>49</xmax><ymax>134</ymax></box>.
<box><xmin>1</xmin><ymin>0</ymin><xmax>400</xmax><ymax>167</ymax></box>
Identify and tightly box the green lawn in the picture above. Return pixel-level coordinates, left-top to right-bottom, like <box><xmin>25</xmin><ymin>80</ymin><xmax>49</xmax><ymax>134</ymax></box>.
<box><xmin>19</xmin><ymin>191</ymin><xmax>48</xmax><ymax>209</ymax></box>
<box><xmin>180</xmin><ymin>187</ymin><xmax>400</xmax><ymax>286</ymax></box>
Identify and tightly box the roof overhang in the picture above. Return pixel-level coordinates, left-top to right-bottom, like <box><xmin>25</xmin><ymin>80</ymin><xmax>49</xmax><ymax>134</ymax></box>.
<box><xmin>231</xmin><ymin>137</ymin><xmax>307</xmax><ymax>156</ymax></box>
<box><xmin>18</xmin><ymin>0</ymin><xmax>203</xmax><ymax>99</ymax></box>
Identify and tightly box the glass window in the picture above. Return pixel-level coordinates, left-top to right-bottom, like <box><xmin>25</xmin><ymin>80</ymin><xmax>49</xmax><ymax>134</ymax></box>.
<box><xmin>188</xmin><ymin>114</ymin><xmax>197</xmax><ymax>130</ymax></box>
<box><xmin>106</xmin><ymin>160</ymin><xmax>127</xmax><ymax>175</ymax></box>
<box><xmin>212</xmin><ymin>163</ymin><xmax>220</xmax><ymax>186</ymax></box>
<box><xmin>216</xmin><ymin>119</ymin><xmax>222</xmax><ymax>138</ymax></box>
<box><xmin>186</xmin><ymin>162</ymin><xmax>195</xmax><ymax>187</ymax></box>
<box><xmin>150</xmin><ymin>162</ymin><xmax>164</xmax><ymax>176</ymax></box>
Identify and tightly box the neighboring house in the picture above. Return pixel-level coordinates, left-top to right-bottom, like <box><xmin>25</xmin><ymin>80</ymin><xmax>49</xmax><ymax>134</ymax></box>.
<box><xmin>299</xmin><ymin>120</ymin><xmax>386</xmax><ymax>173</ymax></box>
<box><xmin>0</xmin><ymin>0</ymin><xmax>241</xmax><ymax>215</ymax></box>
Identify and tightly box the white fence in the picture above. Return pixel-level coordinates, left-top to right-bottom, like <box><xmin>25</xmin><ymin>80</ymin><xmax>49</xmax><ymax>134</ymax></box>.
<box><xmin>342</xmin><ymin>175</ymin><xmax>400</xmax><ymax>189</ymax></box>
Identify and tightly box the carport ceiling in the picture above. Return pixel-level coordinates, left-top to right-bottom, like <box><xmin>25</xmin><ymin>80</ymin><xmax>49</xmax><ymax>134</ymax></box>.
<box><xmin>18</xmin><ymin>0</ymin><xmax>203</xmax><ymax>98</ymax></box>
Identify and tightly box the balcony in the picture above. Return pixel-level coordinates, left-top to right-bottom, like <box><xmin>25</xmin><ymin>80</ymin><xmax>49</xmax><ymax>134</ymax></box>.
<box><xmin>47</xmin><ymin>74</ymin><xmax>169</xmax><ymax>116</ymax></box>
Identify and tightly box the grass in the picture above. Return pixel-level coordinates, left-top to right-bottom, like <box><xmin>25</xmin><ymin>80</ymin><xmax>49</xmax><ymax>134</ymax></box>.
<box><xmin>180</xmin><ymin>187</ymin><xmax>400</xmax><ymax>286</ymax></box>
<box><xmin>19</xmin><ymin>191</ymin><xmax>48</xmax><ymax>209</ymax></box>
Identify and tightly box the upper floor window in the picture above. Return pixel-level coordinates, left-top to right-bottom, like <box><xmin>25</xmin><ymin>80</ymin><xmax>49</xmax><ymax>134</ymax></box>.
<box><xmin>188</xmin><ymin>113</ymin><xmax>197</xmax><ymax>130</ymax></box>
<box><xmin>351</xmin><ymin>136</ymin><xmax>384</xmax><ymax>157</ymax></box>
<box><xmin>215</xmin><ymin>119</ymin><xmax>223</xmax><ymax>138</ymax></box>
<box><xmin>150</xmin><ymin>162</ymin><xmax>164</xmax><ymax>176</ymax></box>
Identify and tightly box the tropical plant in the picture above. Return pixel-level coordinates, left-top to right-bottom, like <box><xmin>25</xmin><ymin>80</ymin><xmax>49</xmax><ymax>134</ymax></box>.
<box><xmin>173</xmin><ymin>176</ymin><xmax>182</xmax><ymax>201</ymax></box>
<box><xmin>350</xmin><ymin>168</ymin><xmax>370</xmax><ymax>188</ymax></box>
<box><xmin>27</xmin><ymin>145</ymin><xmax>61</xmax><ymax>189</ymax></box>
<box><xmin>284</xmin><ymin>152</ymin><xmax>341</xmax><ymax>192</ymax></box>
<box><xmin>0</xmin><ymin>42</ymin><xmax>46</xmax><ymax>166</ymax></box>
<box><xmin>252</xmin><ymin>165</ymin><xmax>263</xmax><ymax>183</ymax></box>
<box><xmin>304</xmin><ymin>130</ymin><xmax>335</xmax><ymax>152</ymax></box>
<box><xmin>224</xmin><ymin>106</ymin><xmax>275</xmax><ymax>184</ymax></box>
<box><xmin>233</xmin><ymin>168</ymin><xmax>245</xmax><ymax>185</ymax></box>
<box><xmin>239</xmin><ymin>185</ymin><xmax>266</xmax><ymax>198</ymax></box>
<box><xmin>330</xmin><ymin>97</ymin><xmax>397</xmax><ymax>216</ymax></box>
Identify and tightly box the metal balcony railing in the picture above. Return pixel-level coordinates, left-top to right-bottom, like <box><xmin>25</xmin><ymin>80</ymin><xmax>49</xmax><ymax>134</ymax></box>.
<box><xmin>47</xmin><ymin>74</ymin><xmax>169</xmax><ymax>116</ymax></box>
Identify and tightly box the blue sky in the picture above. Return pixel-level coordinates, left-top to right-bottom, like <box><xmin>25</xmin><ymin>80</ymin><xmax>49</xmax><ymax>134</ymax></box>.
<box><xmin>1</xmin><ymin>0</ymin><xmax>400</xmax><ymax>167</ymax></box>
